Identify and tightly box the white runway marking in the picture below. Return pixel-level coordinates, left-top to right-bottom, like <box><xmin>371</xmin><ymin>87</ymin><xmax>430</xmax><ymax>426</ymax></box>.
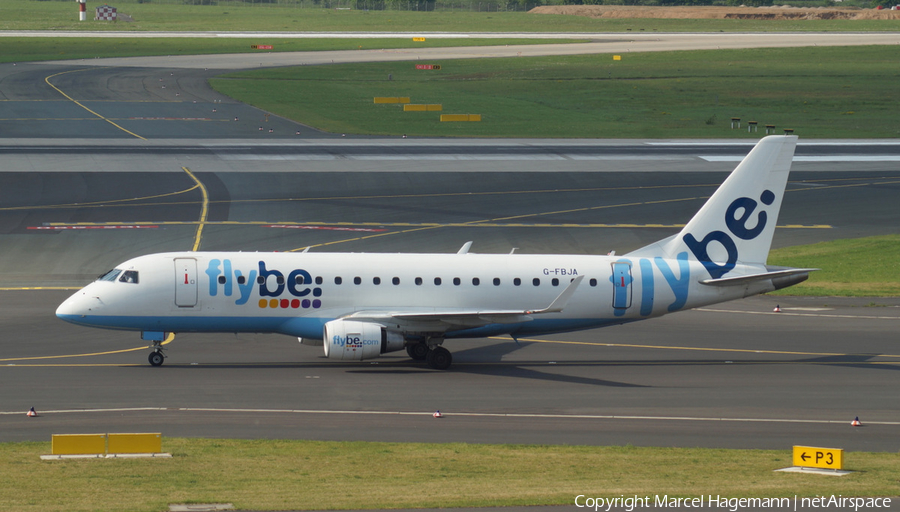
<box><xmin>4</xmin><ymin>406</ymin><xmax>899</xmax><ymax>425</ymax></box>
<box><xmin>702</xmin><ymin>156</ymin><xmax>900</xmax><ymax>162</ymax></box>
<box><xmin>696</xmin><ymin>308</ymin><xmax>900</xmax><ymax>320</ymax></box>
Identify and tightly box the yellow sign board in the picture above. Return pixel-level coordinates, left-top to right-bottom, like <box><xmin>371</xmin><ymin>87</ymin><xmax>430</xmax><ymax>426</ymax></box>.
<box><xmin>413</xmin><ymin>37</ymin><xmax>426</xmax><ymax>42</ymax></box>
<box><xmin>52</xmin><ymin>434</ymin><xmax>106</xmax><ymax>455</ymax></box>
<box><xmin>793</xmin><ymin>446</ymin><xmax>843</xmax><ymax>470</ymax></box>
<box><xmin>613</xmin><ymin>55</ymin><xmax>622</xmax><ymax>61</ymax></box>
<box><xmin>108</xmin><ymin>433</ymin><xmax>162</xmax><ymax>454</ymax></box>
<box><xmin>373</xmin><ymin>97</ymin><xmax>411</xmax><ymax>104</ymax></box>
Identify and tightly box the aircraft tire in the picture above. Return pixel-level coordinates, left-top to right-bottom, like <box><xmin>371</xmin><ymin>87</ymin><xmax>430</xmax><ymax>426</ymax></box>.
<box><xmin>425</xmin><ymin>346</ymin><xmax>452</xmax><ymax>370</ymax></box>
<box><xmin>148</xmin><ymin>351</ymin><xmax>164</xmax><ymax>367</ymax></box>
<box><xmin>406</xmin><ymin>342</ymin><xmax>429</xmax><ymax>361</ymax></box>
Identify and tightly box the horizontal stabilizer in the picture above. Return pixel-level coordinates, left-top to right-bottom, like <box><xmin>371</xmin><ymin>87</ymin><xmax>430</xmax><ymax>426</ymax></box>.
<box><xmin>699</xmin><ymin>267</ymin><xmax>817</xmax><ymax>288</ymax></box>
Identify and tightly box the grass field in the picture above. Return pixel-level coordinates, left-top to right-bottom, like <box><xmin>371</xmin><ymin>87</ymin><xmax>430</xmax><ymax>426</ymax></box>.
<box><xmin>2</xmin><ymin>438</ymin><xmax>899</xmax><ymax>512</ymax></box>
<box><xmin>210</xmin><ymin>45</ymin><xmax>900</xmax><ymax>138</ymax></box>
<box><xmin>768</xmin><ymin>234</ymin><xmax>900</xmax><ymax>297</ymax></box>
<box><xmin>1</xmin><ymin>2</ymin><xmax>898</xmax><ymax>32</ymax></box>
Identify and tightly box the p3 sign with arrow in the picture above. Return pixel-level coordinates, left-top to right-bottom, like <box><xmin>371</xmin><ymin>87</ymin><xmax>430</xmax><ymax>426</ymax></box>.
<box><xmin>793</xmin><ymin>446</ymin><xmax>843</xmax><ymax>470</ymax></box>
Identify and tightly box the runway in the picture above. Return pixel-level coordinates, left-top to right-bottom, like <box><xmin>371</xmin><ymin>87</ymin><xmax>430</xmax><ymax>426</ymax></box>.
<box><xmin>1</xmin><ymin>45</ymin><xmax>899</xmax><ymax>453</ymax></box>
<box><xmin>3</xmin><ymin>290</ymin><xmax>900</xmax><ymax>451</ymax></box>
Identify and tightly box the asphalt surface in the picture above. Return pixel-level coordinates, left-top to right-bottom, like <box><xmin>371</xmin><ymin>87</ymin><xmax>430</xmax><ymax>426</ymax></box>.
<box><xmin>4</xmin><ymin>290</ymin><xmax>900</xmax><ymax>453</ymax></box>
<box><xmin>1</xmin><ymin>151</ymin><xmax>897</xmax><ymax>287</ymax></box>
<box><xmin>1</xmin><ymin>39</ymin><xmax>899</xmax><ymax>466</ymax></box>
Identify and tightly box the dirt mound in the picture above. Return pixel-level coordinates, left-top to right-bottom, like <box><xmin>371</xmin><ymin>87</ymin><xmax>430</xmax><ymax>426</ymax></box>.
<box><xmin>529</xmin><ymin>5</ymin><xmax>900</xmax><ymax>21</ymax></box>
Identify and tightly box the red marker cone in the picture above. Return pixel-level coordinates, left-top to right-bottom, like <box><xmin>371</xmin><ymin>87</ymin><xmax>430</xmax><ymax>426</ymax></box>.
<box><xmin>433</xmin><ymin>410</ymin><xmax>443</xmax><ymax>418</ymax></box>
<box><xmin>773</xmin><ymin>305</ymin><xmax>782</xmax><ymax>312</ymax></box>
<box><xmin>26</xmin><ymin>407</ymin><xmax>37</xmax><ymax>417</ymax></box>
<box><xmin>851</xmin><ymin>416</ymin><xmax>862</xmax><ymax>427</ymax></box>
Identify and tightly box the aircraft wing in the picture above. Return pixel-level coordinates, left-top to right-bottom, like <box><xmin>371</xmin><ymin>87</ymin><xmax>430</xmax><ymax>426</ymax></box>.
<box><xmin>344</xmin><ymin>275</ymin><xmax>584</xmax><ymax>327</ymax></box>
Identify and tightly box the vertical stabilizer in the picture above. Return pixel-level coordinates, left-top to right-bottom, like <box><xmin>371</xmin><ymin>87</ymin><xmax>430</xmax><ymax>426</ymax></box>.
<box><xmin>627</xmin><ymin>135</ymin><xmax>797</xmax><ymax>278</ymax></box>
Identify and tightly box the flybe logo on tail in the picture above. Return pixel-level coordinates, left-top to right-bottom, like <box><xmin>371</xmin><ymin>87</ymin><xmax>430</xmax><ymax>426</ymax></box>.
<box><xmin>205</xmin><ymin>259</ymin><xmax>322</xmax><ymax>309</ymax></box>
<box><xmin>683</xmin><ymin>190</ymin><xmax>775</xmax><ymax>279</ymax></box>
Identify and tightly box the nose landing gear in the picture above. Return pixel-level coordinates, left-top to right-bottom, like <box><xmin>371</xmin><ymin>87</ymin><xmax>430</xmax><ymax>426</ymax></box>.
<box><xmin>148</xmin><ymin>349</ymin><xmax>165</xmax><ymax>367</ymax></box>
<box><xmin>146</xmin><ymin>337</ymin><xmax>168</xmax><ymax>367</ymax></box>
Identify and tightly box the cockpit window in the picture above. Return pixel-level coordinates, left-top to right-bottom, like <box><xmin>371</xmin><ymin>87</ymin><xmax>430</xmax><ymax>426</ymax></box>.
<box><xmin>98</xmin><ymin>269</ymin><xmax>122</xmax><ymax>282</ymax></box>
<box><xmin>119</xmin><ymin>270</ymin><xmax>139</xmax><ymax>284</ymax></box>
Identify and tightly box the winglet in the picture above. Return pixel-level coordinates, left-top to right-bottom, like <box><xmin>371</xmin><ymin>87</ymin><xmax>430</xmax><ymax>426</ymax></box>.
<box><xmin>527</xmin><ymin>275</ymin><xmax>584</xmax><ymax>314</ymax></box>
<box><xmin>457</xmin><ymin>241</ymin><xmax>473</xmax><ymax>255</ymax></box>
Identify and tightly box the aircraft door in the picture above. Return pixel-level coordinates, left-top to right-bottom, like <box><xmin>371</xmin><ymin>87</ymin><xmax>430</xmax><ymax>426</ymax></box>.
<box><xmin>611</xmin><ymin>261</ymin><xmax>633</xmax><ymax>310</ymax></box>
<box><xmin>175</xmin><ymin>258</ymin><xmax>198</xmax><ymax>307</ymax></box>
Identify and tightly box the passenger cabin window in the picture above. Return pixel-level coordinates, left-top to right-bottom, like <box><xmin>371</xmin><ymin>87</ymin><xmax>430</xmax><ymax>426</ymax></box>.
<box><xmin>218</xmin><ymin>276</ymin><xmax>226</xmax><ymax>284</ymax></box>
<box><xmin>590</xmin><ymin>278</ymin><xmax>597</xmax><ymax>287</ymax></box>
<box><xmin>533</xmin><ymin>278</ymin><xmax>540</xmax><ymax>286</ymax></box>
<box><xmin>434</xmin><ymin>277</ymin><xmax>442</xmax><ymax>286</ymax></box>
<box><xmin>392</xmin><ymin>277</ymin><xmax>400</xmax><ymax>285</ymax></box>
<box><xmin>335</xmin><ymin>277</ymin><xmax>343</xmax><ymax>285</ymax></box>
<box><xmin>493</xmin><ymin>278</ymin><xmax>501</xmax><ymax>286</ymax></box>
<box><xmin>98</xmin><ymin>269</ymin><xmax>122</xmax><ymax>282</ymax></box>
<box><xmin>415</xmin><ymin>277</ymin><xmax>423</xmax><ymax>285</ymax></box>
<box><xmin>552</xmin><ymin>278</ymin><xmax>559</xmax><ymax>286</ymax></box>
<box><xmin>373</xmin><ymin>277</ymin><xmax>381</xmax><ymax>285</ymax></box>
<box><xmin>119</xmin><ymin>270</ymin><xmax>139</xmax><ymax>284</ymax></box>
<box><xmin>354</xmin><ymin>277</ymin><xmax>361</xmax><ymax>285</ymax></box>
<box><xmin>514</xmin><ymin>278</ymin><xmax>521</xmax><ymax>286</ymax></box>
<box><xmin>295</xmin><ymin>275</ymin><xmax>305</xmax><ymax>285</ymax></box>
<box><xmin>315</xmin><ymin>276</ymin><xmax>323</xmax><ymax>285</ymax></box>
<box><xmin>453</xmin><ymin>277</ymin><xmax>461</xmax><ymax>286</ymax></box>
<box><xmin>237</xmin><ymin>276</ymin><xmax>246</xmax><ymax>285</ymax></box>
<box><xmin>472</xmin><ymin>277</ymin><xmax>480</xmax><ymax>286</ymax></box>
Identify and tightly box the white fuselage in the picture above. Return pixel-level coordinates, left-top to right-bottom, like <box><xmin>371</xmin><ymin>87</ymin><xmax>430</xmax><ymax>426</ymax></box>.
<box><xmin>56</xmin><ymin>250</ymin><xmax>771</xmax><ymax>340</ymax></box>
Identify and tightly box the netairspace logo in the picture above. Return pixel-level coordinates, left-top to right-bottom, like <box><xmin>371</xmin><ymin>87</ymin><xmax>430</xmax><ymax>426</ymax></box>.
<box><xmin>574</xmin><ymin>495</ymin><xmax>892</xmax><ymax>512</ymax></box>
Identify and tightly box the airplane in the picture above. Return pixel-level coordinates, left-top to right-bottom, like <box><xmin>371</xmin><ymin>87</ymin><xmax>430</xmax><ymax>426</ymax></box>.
<box><xmin>57</xmin><ymin>135</ymin><xmax>814</xmax><ymax>370</ymax></box>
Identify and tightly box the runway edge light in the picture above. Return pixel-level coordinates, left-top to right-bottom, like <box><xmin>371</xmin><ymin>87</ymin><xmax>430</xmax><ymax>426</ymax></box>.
<box><xmin>27</xmin><ymin>407</ymin><xmax>37</xmax><ymax>417</ymax></box>
<box><xmin>851</xmin><ymin>416</ymin><xmax>862</xmax><ymax>426</ymax></box>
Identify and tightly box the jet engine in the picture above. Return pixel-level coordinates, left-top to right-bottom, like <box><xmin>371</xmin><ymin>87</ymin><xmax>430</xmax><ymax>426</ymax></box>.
<box><xmin>323</xmin><ymin>320</ymin><xmax>405</xmax><ymax>361</ymax></box>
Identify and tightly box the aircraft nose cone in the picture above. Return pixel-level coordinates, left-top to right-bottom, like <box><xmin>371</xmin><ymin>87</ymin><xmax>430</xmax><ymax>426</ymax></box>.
<box><xmin>56</xmin><ymin>290</ymin><xmax>95</xmax><ymax>321</ymax></box>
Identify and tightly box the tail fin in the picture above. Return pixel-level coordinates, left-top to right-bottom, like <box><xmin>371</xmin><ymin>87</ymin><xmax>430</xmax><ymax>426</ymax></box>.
<box><xmin>627</xmin><ymin>135</ymin><xmax>798</xmax><ymax>279</ymax></box>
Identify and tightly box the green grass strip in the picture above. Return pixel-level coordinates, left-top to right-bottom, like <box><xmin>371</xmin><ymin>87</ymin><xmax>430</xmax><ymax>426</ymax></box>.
<box><xmin>1</xmin><ymin>3</ymin><xmax>897</xmax><ymax>32</ymax></box>
<box><xmin>210</xmin><ymin>45</ymin><xmax>900</xmax><ymax>138</ymax></box>
<box><xmin>2</xmin><ymin>439</ymin><xmax>899</xmax><ymax>511</ymax></box>
<box><xmin>768</xmin><ymin>234</ymin><xmax>900</xmax><ymax>297</ymax></box>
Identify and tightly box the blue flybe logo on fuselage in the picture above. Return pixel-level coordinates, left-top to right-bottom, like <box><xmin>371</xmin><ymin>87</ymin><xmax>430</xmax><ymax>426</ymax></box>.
<box><xmin>205</xmin><ymin>259</ymin><xmax>322</xmax><ymax>309</ymax></box>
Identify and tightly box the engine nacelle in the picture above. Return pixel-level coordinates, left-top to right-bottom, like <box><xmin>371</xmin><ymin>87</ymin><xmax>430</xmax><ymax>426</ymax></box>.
<box><xmin>323</xmin><ymin>320</ymin><xmax>405</xmax><ymax>361</ymax></box>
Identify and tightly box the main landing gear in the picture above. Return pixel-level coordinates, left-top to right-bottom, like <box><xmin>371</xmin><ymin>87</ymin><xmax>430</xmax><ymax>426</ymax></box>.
<box><xmin>407</xmin><ymin>341</ymin><xmax>452</xmax><ymax>370</ymax></box>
